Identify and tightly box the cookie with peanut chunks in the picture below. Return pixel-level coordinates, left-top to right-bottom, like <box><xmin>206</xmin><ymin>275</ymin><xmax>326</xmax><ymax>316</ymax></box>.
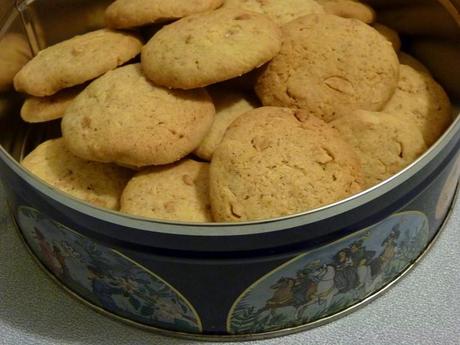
<box><xmin>256</xmin><ymin>14</ymin><xmax>399</xmax><ymax>123</ymax></box>
<box><xmin>121</xmin><ymin>159</ymin><xmax>213</xmax><ymax>222</ymax></box>
<box><xmin>210</xmin><ymin>107</ymin><xmax>364</xmax><ymax>222</ymax></box>
<box><xmin>62</xmin><ymin>64</ymin><xmax>215</xmax><ymax>168</ymax></box>
<box><xmin>0</xmin><ymin>33</ymin><xmax>32</xmax><ymax>92</ymax></box>
<box><xmin>222</xmin><ymin>0</ymin><xmax>324</xmax><ymax>25</ymax></box>
<box><xmin>141</xmin><ymin>8</ymin><xmax>282</xmax><ymax>89</ymax></box>
<box><xmin>318</xmin><ymin>0</ymin><xmax>376</xmax><ymax>23</ymax></box>
<box><xmin>14</xmin><ymin>29</ymin><xmax>143</xmax><ymax>97</ymax></box>
<box><xmin>383</xmin><ymin>64</ymin><xmax>452</xmax><ymax>146</ymax></box>
<box><xmin>21</xmin><ymin>138</ymin><xmax>132</xmax><ymax>210</ymax></box>
<box><xmin>105</xmin><ymin>0</ymin><xmax>224</xmax><ymax>29</ymax></box>
<box><xmin>194</xmin><ymin>87</ymin><xmax>258</xmax><ymax>161</ymax></box>
<box><xmin>330</xmin><ymin>110</ymin><xmax>428</xmax><ymax>188</ymax></box>
<box><xmin>21</xmin><ymin>86</ymin><xmax>83</xmax><ymax>123</ymax></box>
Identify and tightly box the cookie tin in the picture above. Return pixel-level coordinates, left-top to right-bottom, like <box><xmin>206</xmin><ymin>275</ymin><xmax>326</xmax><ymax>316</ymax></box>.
<box><xmin>0</xmin><ymin>0</ymin><xmax>459</xmax><ymax>340</ymax></box>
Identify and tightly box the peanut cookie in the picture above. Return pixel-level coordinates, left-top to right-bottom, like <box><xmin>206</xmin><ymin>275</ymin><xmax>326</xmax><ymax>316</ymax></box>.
<box><xmin>21</xmin><ymin>86</ymin><xmax>83</xmax><ymax>123</ymax></box>
<box><xmin>141</xmin><ymin>8</ymin><xmax>282</xmax><ymax>89</ymax></box>
<box><xmin>194</xmin><ymin>87</ymin><xmax>258</xmax><ymax>161</ymax></box>
<box><xmin>331</xmin><ymin>110</ymin><xmax>427</xmax><ymax>188</ymax></box>
<box><xmin>210</xmin><ymin>107</ymin><xmax>364</xmax><ymax>222</ymax></box>
<box><xmin>62</xmin><ymin>64</ymin><xmax>215</xmax><ymax>167</ymax></box>
<box><xmin>256</xmin><ymin>14</ymin><xmax>399</xmax><ymax>122</ymax></box>
<box><xmin>0</xmin><ymin>33</ymin><xmax>32</xmax><ymax>92</ymax></box>
<box><xmin>373</xmin><ymin>23</ymin><xmax>401</xmax><ymax>52</ymax></box>
<box><xmin>14</xmin><ymin>29</ymin><xmax>143</xmax><ymax>97</ymax></box>
<box><xmin>222</xmin><ymin>0</ymin><xmax>324</xmax><ymax>25</ymax></box>
<box><xmin>106</xmin><ymin>0</ymin><xmax>224</xmax><ymax>29</ymax></box>
<box><xmin>121</xmin><ymin>159</ymin><xmax>213</xmax><ymax>222</ymax></box>
<box><xmin>383</xmin><ymin>64</ymin><xmax>452</xmax><ymax>146</ymax></box>
<box><xmin>398</xmin><ymin>52</ymin><xmax>430</xmax><ymax>75</ymax></box>
<box><xmin>21</xmin><ymin>138</ymin><xmax>132</xmax><ymax>210</ymax></box>
<box><xmin>319</xmin><ymin>0</ymin><xmax>376</xmax><ymax>23</ymax></box>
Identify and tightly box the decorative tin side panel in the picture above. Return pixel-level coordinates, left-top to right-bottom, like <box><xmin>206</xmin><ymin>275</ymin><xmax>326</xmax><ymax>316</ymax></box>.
<box><xmin>227</xmin><ymin>211</ymin><xmax>429</xmax><ymax>334</ymax></box>
<box><xmin>435</xmin><ymin>153</ymin><xmax>460</xmax><ymax>222</ymax></box>
<box><xmin>15</xmin><ymin>206</ymin><xmax>203</xmax><ymax>334</ymax></box>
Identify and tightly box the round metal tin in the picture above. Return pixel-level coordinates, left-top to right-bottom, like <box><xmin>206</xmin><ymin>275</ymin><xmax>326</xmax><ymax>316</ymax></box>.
<box><xmin>0</xmin><ymin>0</ymin><xmax>459</xmax><ymax>338</ymax></box>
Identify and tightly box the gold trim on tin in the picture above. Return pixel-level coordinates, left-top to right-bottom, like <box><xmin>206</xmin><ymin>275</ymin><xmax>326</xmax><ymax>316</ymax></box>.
<box><xmin>14</xmin><ymin>206</ymin><xmax>203</xmax><ymax>333</ymax></box>
<box><xmin>226</xmin><ymin>211</ymin><xmax>430</xmax><ymax>334</ymax></box>
<box><xmin>8</xmin><ymin>183</ymin><xmax>459</xmax><ymax>342</ymax></box>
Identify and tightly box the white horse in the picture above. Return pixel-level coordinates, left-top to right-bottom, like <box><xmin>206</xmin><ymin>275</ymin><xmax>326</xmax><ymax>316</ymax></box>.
<box><xmin>296</xmin><ymin>264</ymin><xmax>338</xmax><ymax>318</ymax></box>
<box><xmin>312</xmin><ymin>264</ymin><xmax>338</xmax><ymax>307</ymax></box>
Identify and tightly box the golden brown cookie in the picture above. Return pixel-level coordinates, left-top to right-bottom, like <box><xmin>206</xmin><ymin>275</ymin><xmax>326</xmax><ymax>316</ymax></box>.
<box><xmin>222</xmin><ymin>0</ymin><xmax>324</xmax><ymax>25</ymax></box>
<box><xmin>141</xmin><ymin>8</ymin><xmax>282</xmax><ymax>89</ymax></box>
<box><xmin>62</xmin><ymin>64</ymin><xmax>215</xmax><ymax>167</ymax></box>
<box><xmin>210</xmin><ymin>107</ymin><xmax>364</xmax><ymax>222</ymax></box>
<box><xmin>373</xmin><ymin>23</ymin><xmax>401</xmax><ymax>52</ymax></box>
<box><xmin>194</xmin><ymin>87</ymin><xmax>258</xmax><ymax>161</ymax></box>
<box><xmin>20</xmin><ymin>86</ymin><xmax>84</xmax><ymax>123</ymax></box>
<box><xmin>21</xmin><ymin>138</ymin><xmax>132</xmax><ymax>210</ymax></box>
<box><xmin>0</xmin><ymin>33</ymin><xmax>32</xmax><ymax>92</ymax></box>
<box><xmin>383</xmin><ymin>64</ymin><xmax>452</xmax><ymax>146</ymax></box>
<box><xmin>256</xmin><ymin>14</ymin><xmax>399</xmax><ymax>123</ymax></box>
<box><xmin>398</xmin><ymin>52</ymin><xmax>431</xmax><ymax>75</ymax></box>
<box><xmin>330</xmin><ymin>110</ymin><xmax>427</xmax><ymax>188</ymax></box>
<box><xmin>106</xmin><ymin>0</ymin><xmax>224</xmax><ymax>29</ymax></box>
<box><xmin>319</xmin><ymin>0</ymin><xmax>376</xmax><ymax>23</ymax></box>
<box><xmin>14</xmin><ymin>29</ymin><xmax>143</xmax><ymax>97</ymax></box>
<box><xmin>121</xmin><ymin>159</ymin><xmax>213</xmax><ymax>222</ymax></box>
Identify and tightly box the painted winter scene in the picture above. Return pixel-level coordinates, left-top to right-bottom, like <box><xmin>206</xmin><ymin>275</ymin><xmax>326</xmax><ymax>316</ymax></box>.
<box><xmin>228</xmin><ymin>211</ymin><xmax>429</xmax><ymax>334</ymax></box>
<box><xmin>435</xmin><ymin>152</ymin><xmax>460</xmax><ymax>221</ymax></box>
<box><xmin>16</xmin><ymin>206</ymin><xmax>202</xmax><ymax>333</ymax></box>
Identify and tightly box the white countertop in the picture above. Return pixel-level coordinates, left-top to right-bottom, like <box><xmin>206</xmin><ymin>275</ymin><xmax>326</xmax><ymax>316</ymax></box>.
<box><xmin>0</xmin><ymin>181</ymin><xmax>459</xmax><ymax>345</ymax></box>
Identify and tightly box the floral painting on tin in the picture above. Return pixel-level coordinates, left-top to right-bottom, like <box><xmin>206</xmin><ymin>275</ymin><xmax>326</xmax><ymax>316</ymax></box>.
<box><xmin>227</xmin><ymin>211</ymin><xmax>429</xmax><ymax>334</ymax></box>
<box><xmin>16</xmin><ymin>206</ymin><xmax>202</xmax><ymax>333</ymax></box>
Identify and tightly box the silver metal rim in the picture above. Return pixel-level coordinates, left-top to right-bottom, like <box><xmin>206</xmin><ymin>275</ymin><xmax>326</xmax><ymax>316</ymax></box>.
<box><xmin>9</xmin><ymin>184</ymin><xmax>459</xmax><ymax>342</ymax></box>
<box><xmin>1</xmin><ymin>113</ymin><xmax>459</xmax><ymax>236</ymax></box>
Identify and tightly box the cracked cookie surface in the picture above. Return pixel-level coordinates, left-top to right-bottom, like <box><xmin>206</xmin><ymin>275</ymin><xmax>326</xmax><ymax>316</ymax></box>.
<box><xmin>121</xmin><ymin>159</ymin><xmax>213</xmax><ymax>222</ymax></box>
<box><xmin>330</xmin><ymin>110</ymin><xmax>427</xmax><ymax>188</ymax></box>
<box><xmin>141</xmin><ymin>8</ymin><xmax>282</xmax><ymax>89</ymax></box>
<box><xmin>61</xmin><ymin>64</ymin><xmax>215</xmax><ymax>167</ymax></box>
<box><xmin>255</xmin><ymin>14</ymin><xmax>399</xmax><ymax>123</ymax></box>
<box><xmin>209</xmin><ymin>106</ymin><xmax>364</xmax><ymax>222</ymax></box>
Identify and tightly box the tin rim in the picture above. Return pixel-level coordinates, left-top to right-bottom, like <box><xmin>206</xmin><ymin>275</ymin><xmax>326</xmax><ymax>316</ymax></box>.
<box><xmin>9</xmin><ymin>182</ymin><xmax>459</xmax><ymax>342</ymax></box>
<box><xmin>0</xmin><ymin>111</ymin><xmax>459</xmax><ymax>237</ymax></box>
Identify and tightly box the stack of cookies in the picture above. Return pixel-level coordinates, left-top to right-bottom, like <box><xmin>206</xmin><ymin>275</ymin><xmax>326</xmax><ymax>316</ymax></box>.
<box><xmin>17</xmin><ymin>0</ymin><xmax>453</xmax><ymax>223</ymax></box>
